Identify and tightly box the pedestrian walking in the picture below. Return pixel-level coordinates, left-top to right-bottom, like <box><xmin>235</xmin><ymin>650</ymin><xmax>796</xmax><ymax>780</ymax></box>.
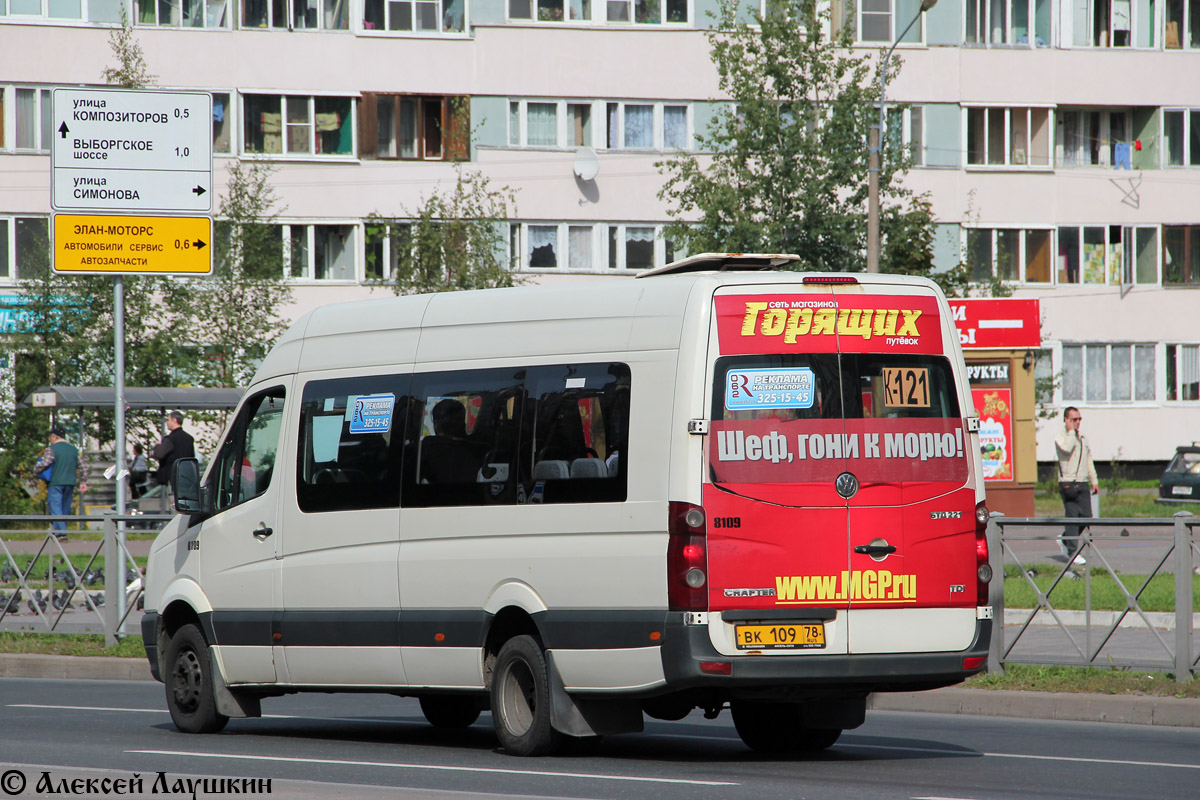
<box><xmin>32</xmin><ymin>426</ymin><xmax>89</xmax><ymax>542</ymax></box>
<box><xmin>152</xmin><ymin>411</ymin><xmax>195</xmax><ymax>494</ymax></box>
<box><xmin>1055</xmin><ymin>406</ymin><xmax>1098</xmax><ymax>566</ymax></box>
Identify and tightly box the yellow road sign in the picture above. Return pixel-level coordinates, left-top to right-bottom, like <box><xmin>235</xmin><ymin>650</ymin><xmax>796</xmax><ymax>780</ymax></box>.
<box><xmin>53</xmin><ymin>213</ymin><xmax>213</xmax><ymax>275</ymax></box>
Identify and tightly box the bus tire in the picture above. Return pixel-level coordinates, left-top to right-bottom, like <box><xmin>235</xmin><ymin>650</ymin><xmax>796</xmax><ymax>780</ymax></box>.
<box><xmin>164</xmin><ymin>623</ymin><xmax>229</xmax><ymax>734</ymax></box>
<box><xmin>731</xmin><ymin>701</ymin><xmax>841</xmax><ymax>753</ymax></box>
<box><xmin>419</xmin><ymin>695</ymin><xmax>482</xmax><ymax>729</ymax></box>
<box><xmin>491</xmin><ymin>635</ymin><xmax>563</xmax><ymax>756</ymax></box>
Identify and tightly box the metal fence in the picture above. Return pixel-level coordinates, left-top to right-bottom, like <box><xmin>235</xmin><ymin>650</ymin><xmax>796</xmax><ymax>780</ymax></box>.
<box><xmin>0</xmin><ymin>514</ymin><xmax>171</xmax><ymax>646</ymax></box>
<box><xmin>988</xmin><ymin>511</ymin><xmax>1198</xmax><ymax>682</ymax></box>
<box><xmin>3</xmin><ymin>510</ymin><xmax>1197</xmax><ymax>682</ymax></box>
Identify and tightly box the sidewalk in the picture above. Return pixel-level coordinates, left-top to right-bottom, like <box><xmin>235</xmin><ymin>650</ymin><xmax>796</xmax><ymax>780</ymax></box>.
<box><xmin>0</xmin><ymin>653</ymin><xmax>1195</xmax><ymax>728</ymax></box>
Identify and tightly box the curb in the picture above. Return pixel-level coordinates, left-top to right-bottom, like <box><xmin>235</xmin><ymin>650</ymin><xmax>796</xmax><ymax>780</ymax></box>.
<box><xmin>1</xmin><ymin>654</ymin><xmax>1195</xmax><ymax>728</ymax></box>
<box><xmin>868</xmin><ymin>687</ymin><xmax>1199</xmax><ymax>728</ymax></box>
<box><xmin>0</xmin><ymin>653</ymin><xmax>153</xmax><ymax>682</ymax></box>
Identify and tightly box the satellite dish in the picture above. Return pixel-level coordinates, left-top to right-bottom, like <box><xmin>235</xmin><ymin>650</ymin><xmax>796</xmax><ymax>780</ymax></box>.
<box><xmin>573</xmin><ymin>147</ymin><xmax>599</xmax><ymax>181</ymax></box>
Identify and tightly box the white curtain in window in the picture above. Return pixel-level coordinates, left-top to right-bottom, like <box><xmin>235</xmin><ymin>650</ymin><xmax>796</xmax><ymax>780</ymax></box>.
<box><xmin>663</xmin><ymin>106</ymin><xmax>687</xmax><ymax>149</ymax></box>
<box><xmin>1134</xmin><ymin>344</ymin><xmax>1155</xmax><ymax>401</ymax></box>
<box><xmin>509</xmin><ymin>102</ymin><xmax>521</xmax><ymax>146</ymax></box>
<box><xmin>1183</xmin><ymin>345</ymin><xmax>1200</xmax><ymax>400</ymax></box>
<box><xmin>529</xmin><ymin>225</ymin><xmax>558</xmax><ymax>267</ymax></box>
<box><xmin>568</xmin><ymin>226</ymin><xmax>592</xmax><ymax>269</ymax></box>
<box><xmin>1085</xmin><ymin>345</ymin><xmax>1107</xmax><ymax>401</ymax></box>
<box><xmin>528</xmin><ymin>103</ymin><xmax>557</xmax><ymax>146</ymax></box>
<box><xmin>16</xmin><ymin>89</ymin><xmax>37</xmax><ymax>150</ymax></box>
<box><xmin>1110</xmin><ymin>345</ymin><xmax>1131</xmax><ymax>401</ymax></box>
<box><xmin>1062</xmin><ymin>345</ymin><xmax>1083</xmax><ymax>400</ymax></box>
<box><xmin>624</xmin><ymin>105</ymin><xmax>653</xmax><ymax>148</ymax></box>
<box><xmin>625</xmin><ymin>226</ymin><xmax>655</xmax><ymax>270</ymax></box>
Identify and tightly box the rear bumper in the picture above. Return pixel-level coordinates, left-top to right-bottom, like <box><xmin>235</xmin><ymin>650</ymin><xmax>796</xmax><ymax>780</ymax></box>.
<box><xmin>660</xmin><ymin>613</ymin><xmax>990</xmax><ymax>695</ymax></box>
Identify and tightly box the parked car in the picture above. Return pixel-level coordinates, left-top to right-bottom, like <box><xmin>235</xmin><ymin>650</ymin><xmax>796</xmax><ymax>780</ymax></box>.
<box><xmin>1159</xmin><ymin>444</ymin><xmax>1200</xmax><ymax>502</ymax></box>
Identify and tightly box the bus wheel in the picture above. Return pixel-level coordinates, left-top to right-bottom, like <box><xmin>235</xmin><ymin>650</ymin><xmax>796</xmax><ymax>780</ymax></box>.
<box><xmin>731</xmin><ymin>701</ymin><xmax>841</xmax><ymax>753</ymax></box>
<box><xmin>164</xmin><ymin>623</ymin><xmax>229</xmax><ymax>734</ymax></box>
<box><xmin>491</xmin><ymin>635</ymin><xmax>563</xmax><ymax>756</ymax></box>
<box><xmin>420</xmin><ymin>695</ymin><xmax>482</xmax><ymax>729</ymax></box>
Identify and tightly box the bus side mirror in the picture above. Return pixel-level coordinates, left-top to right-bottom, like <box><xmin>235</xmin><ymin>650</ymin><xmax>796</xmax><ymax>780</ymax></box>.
<box><xmin>173</xmin><ymin>458</ymin><xmax>204</xmax><ymax>514</ymax></box>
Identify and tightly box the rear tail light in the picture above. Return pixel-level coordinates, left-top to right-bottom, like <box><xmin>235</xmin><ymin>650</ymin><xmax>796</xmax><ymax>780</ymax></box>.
<box><xmin>667</xmin><ymin>501</ymin><xmax>708</xmax><ymax>611</ymax></box>
<box><xmin>975</xmin><ymin>500</ymin><xmax>993</xmax><ymax>605</ymax></box>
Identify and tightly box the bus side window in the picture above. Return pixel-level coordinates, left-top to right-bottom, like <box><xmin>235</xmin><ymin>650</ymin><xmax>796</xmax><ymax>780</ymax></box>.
<box><xmin>525</xmin><ymin>363</ymin><xmax>630</xmax><ymax>504</ymax></box>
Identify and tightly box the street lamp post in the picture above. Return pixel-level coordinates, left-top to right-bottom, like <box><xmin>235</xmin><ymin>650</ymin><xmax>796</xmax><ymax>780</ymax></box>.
<box><xmin>867</xmin><ymin>0</ymin><xmax>938</xmax><ymax>273</ymax></box>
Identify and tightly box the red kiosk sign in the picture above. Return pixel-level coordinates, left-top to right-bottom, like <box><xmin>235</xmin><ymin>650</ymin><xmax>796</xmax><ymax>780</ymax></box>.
<box><xmin>947</xmin><ymin>299</ymin><xmax>1040</xmax><ymax>349</ymax></box>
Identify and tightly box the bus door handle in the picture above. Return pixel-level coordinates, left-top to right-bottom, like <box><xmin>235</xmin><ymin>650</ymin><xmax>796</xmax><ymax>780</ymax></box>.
<box><xmin>854</xmin><ymin>543</ymin><xmax>896</xmax><ymax>557</ymax></box>
<box><xmin>253</xmin><ymin>524</ymin><xmax>274</xmax><ymax>541</ymax></box>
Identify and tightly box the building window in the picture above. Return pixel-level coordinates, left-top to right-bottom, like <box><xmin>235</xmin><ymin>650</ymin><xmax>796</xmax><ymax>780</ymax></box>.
<box><xmin>508</xmin><ymin>0</ymin><xmax>685</xmax><ymax>23</ymax></box>
<box><xmin>3</xmin><ymin>87</ymin><xmax>53</xmax><ymax>152</ymax></box>
<box><xmin>1062</xmin><ymin>343</ymin><xmax>1156</xmax><ymax>403</ymax></box>
<box><xmin>212</xmin><ymin>91</ymin><xmax>232</xmax><ymax>153</ymax></box>
<box><xmin>0</xmin><ymin>0</ymin><xmax>85</xmax><ymax>18</ymax></box>
<box><xmin>1166</xmin><ymin>343</ymin><xmax>1200</xmax><ymax>400</ymax></box>
<box><xmin>1057</xmin><ymin>225</ymin><xmax>1131</xmax><ymax>284</ymax></box>
<box><xmin>886</xmin><ymin>106</ymin><xmax>924</xmax><ymax>166</ymax></box>
<box><xmin>1071</xmin><ymin>0</ymin><xmax>1150</xmax><ymax>46</ymax></box>
<box><xmin>965</xmin><ymin>0</ymin><xmax>1052</xmax><ymax>45</ymax></box>
<box><xmin>136</xmin><ymin>0</ymin><xmax>231</xmax><ymax>27</ymax></box>
<box><xmin>1059</xmin><ymin>109</ymin><xmax>1133</xmax><ymax>167</ymax></box>
<box><xmin>1163</xmin><ymin>225</ymin><xmax>1200</xmax><ymax>285</ymax></box>
<box><xmin>965</xmin><ymin>228</ymin><xmax>1053</xmax><ymax>282</ymax></box>
<box><xmin>283</xmin><ymin>223</ymin><xmax>357</xmax><ymax>280</ymax></box>
<box><xmin>508</xmin><ymin>100</ymin><xmax>690</xmax><ymax>151</ymax></box>
<box><xmin>360</xmin><ymin>94</ymin><xmax>466</xmax><ymax>160</ymax></box>
<box><xmin>1165</xmin><ymin>0</ymin><xmax>1200</xmax><ymax>48</ymax></box>
<box><xmin>967</xmin><ymin>106</ymin><xmax>1051</xmax><ymax>167</ymax></box>
<box><xmin>1163</xmin><ymin>109</ymin><xmax>1200</xmax><ymax>167</ymax></box>
<box><xmin>242</xmin><ymin>0</ymin><xmax>349</xmax><ymax>28</ymax></box>
<box><xmin>1121</xmin><ymin>226</ymin><xmax>1159</xmax><ymax>284</ymax></box>
<box><xmin>859</xmin><ymin>0</ymin><xmax>891</xmax><ymax>41</ymax></box>
<box><xmin>509</xmin><ymin>222</ymin><xmax>675</xmax><ymax>272</ymax></box>
<box><xmin>0</xmin><ymin>217</ymin><xmax>49</xmax><ymax>281</ymax></box>
<box><xmin>242</xmin><ymin>94</ymin><xmax>354</xmax><ymax>157</ymax></box>
<box><xmin>363</xmin><ymin>0</ymin><xmax>464</xmax><ymax>32</ymax></box>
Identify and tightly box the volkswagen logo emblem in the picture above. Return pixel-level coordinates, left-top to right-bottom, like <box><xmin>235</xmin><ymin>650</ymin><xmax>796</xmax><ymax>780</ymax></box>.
<box><xmin>835</xmin><ymin>472</ymin><xmax>859</xmax><ymax>499</ymax></box>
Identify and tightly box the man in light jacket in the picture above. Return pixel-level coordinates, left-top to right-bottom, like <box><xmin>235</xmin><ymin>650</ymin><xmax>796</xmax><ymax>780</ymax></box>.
<box><xmin>1055</xmin><ymin>406</ymin><xmax>1098</xmax><ymax>566</ymax></box>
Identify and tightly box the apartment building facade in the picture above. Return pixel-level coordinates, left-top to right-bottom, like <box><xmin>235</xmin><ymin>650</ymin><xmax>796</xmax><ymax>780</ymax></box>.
<box><xmin>1</xmin><ymin>0</ymin><xmax>1197</xmax><ymax>464</ymax></box>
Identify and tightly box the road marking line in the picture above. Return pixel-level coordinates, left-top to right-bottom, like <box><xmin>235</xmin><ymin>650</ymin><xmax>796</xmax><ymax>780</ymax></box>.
<box><xmin>127</xmin><ymin>750</ymin><xmax>738</xmax><ymax>786</ymax></box>
<box><xmin>847</xmin><ymin>743</ymin><xmax>1200</xmax><ymax>771</ymax></box>
<box><xmin>10</xmin><ymin>704</ymin><xmax>167</xmax><ymax>714</ymax></box>
<box><xmin>8</xmin><ymin>704</ymin><xmax>396</xmax><ymax>724</ymax></box>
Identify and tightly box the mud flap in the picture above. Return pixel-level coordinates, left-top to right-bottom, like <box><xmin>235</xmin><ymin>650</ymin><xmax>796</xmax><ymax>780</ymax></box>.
<box><xmin>546</xmin><ymin>651</ymin><xmax>643</xmax><ymax>737</ymax></box>
<box><xmin>802</xmin><ymin>695</ymin><xmax>866</xmax><ymax>730</ymax></box>
<box><xmin>209</xmin><ymin>651</ymin><xmax>262</xmax><ymax>719</ymax></box>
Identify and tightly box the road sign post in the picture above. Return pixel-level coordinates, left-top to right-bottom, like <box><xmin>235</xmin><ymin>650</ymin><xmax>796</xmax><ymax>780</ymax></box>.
<box><xmin>50</xmin><ymin>88</ymin><xmax>214</xmax><ymax>636</ymax></box>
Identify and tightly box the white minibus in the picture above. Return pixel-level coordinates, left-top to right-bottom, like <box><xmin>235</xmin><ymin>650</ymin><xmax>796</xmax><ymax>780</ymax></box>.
<box><xmin>142</xmin><ymin>254</ymin><xmax>992</xmax><ymax>756</ymax></box>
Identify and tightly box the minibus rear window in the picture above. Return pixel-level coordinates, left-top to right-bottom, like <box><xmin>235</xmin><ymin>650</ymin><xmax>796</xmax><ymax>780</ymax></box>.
<box><xmin>712</xmin><ymin>354</ymin><xmax>960</xmax><ymax>421</ymax></box>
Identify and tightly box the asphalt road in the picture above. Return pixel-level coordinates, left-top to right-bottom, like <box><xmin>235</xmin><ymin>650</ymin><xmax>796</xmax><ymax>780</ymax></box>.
<box><xmin>2</xmin><ymin>678</ymin><xmax>1198</xmax><ymax>800</ymax></box>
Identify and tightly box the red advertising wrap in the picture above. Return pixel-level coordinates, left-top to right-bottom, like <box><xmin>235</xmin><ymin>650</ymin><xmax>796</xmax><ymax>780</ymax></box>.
<box><xmin>709</xmin><ymin>418</ymin><xmax>967</xmax><ymax>485</ymax></box>
<box><xmin>703</xmin><ymin>290</ymin><xmax>977</xmax><ymax>613</ymax></box>
<box><xmin>715</xmin><ymin>294</ymin><xmax>944</xmax><ymax>356</ymax></box>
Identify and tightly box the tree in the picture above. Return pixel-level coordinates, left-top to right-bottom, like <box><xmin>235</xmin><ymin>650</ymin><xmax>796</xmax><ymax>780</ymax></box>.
<box><xmin>101</xmin><ymin>8</ymin><xmax>156</xmax><ymax>89</ymax></box>
<box><xmin>365</xmin><ymin>100</ymin><xmax>520</xmax><ymax>295</ymax></box>
<box><xmin>163</xmin><ymin>160</ymin><xmax>292</xmax><ymax>391</ymax></box>
<box><xmin>657</xmin><ymin>0</ymin><xmax>936</xmax><ymax>276</ymax></box>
